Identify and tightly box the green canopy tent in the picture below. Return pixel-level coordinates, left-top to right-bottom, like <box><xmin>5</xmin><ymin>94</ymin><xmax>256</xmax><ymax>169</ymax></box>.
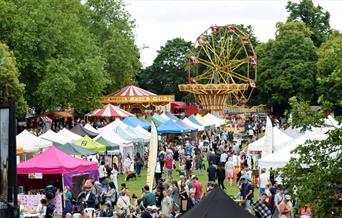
<box><xmin>74</xmin><ymin>135</ymin><xmax>106</xmax><ymax>153</ymax></box>
<box><xmin>95</xmin><ymin>136</ymin><xmax>120</xmax><ymax>152</ymax></box>
<box><xmin>113</xmin><ymin>126</ymin><xmax>144</xmax><ymax>157</ymax></box>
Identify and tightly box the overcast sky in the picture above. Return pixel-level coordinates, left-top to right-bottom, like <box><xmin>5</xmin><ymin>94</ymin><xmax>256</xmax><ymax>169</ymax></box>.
<box><xmin>124</xmin><ymin>0</ymin><xmax>342</xmax><ymax>67</ymax></box>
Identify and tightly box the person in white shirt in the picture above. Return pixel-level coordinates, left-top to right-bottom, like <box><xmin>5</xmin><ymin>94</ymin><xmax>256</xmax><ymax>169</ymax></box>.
<box><xmin>98</xmin><ymin>161</ymin><xmax>107</xmax><ymax>183</ymax></box>
<box><xmin>220</xmin><ymin>152</ymin><xmax>228</xmax><ymax>164</ymax></box>
<box><xmin>117</xmin><ymin>189</ymin><xmax>130</xmax><ymax>217</ymax></box>
<box><xmin>259</xmin><ymin>169</ymin><xmax>270</xmax><ymax>195</ymax></box>
<box><xmin>35</xmin><ymin>198</ymin><xmax>47</xmax><ymax>218</ymax></box>
<box><xmin>123</xmin><ymin>155</ymin><xmax>132</xmax><ymax>180</ymax></box>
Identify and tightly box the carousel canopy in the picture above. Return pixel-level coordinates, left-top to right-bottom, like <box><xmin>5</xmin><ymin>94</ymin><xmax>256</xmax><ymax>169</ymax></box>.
<box><xmin>115</xmin><ymin>84</ymin><xmax>156</xmax><ymax>96</ymax></box>
<box><xmin>90</xmin><ymin>104</ymin><xmax>135</xmax><ymax>118</ymax></box>
<box><xmin>123</xmin><ymin>117</ymin><xmax>151</xmax><ymax>129</ymax></box>
<box><xmin>71</xmin><ymin>124</ymin><xmax>98</xmax><ymax>138</ymax></box>
<box><xmin>74</xmin><ymin>135</ymin><xmax>106</xmax><ymax>153</ymax></box>
<box><xmin>17</xmin><ymin>146</ymin><xmax>98</xmax><ymax>174</ymax></box>
<box><xmin>40</xmin><ymin>130</ymin><xmax>69</xmax><ymax>144</ymax></box>
<box><xmin>57</xmin><ymin>128</ymin><xmax>82</xmax><ymax>142</ymax></box>
<box><xmin>54</xmin><ymin>143</ymin><xmax>97</xmax><ymax>156</ymax></box>
<box><xmin>17</xmin><ymin>130</ymin><xmax>52</xmax><ymax>152</ymax></box>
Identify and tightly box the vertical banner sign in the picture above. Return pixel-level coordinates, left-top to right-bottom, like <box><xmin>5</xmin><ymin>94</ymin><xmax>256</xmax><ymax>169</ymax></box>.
<box><xmin>262</xmin><ymin>116</ymin><xmax>273</xmax><ymax>157</ymax></box>
<box><xmin>146</xmin><ymin>122</ymin><xmax>158</xmax><ymax>190</ymax></box>
<box><xmin>0</xmin><ymin>108</ymin><xmax>9</xmax><ymax>201</ymax></box>
<box><xmin>0</xmin><ymin>97</ymin><xmax>17</xmax><ymax>217</ymax></box>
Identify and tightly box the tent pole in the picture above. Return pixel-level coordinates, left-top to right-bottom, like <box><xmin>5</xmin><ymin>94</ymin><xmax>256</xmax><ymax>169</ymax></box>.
<box><xmin>61</xmin><ymin>174</ymin><xmax>65</xmax><ymax>211</ymax></box>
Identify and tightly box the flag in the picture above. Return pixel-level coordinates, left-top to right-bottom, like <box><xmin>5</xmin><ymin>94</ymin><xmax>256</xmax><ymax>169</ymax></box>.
<box><xmin>146</xmin><ymin>121</ymin><xmax>158</xmax><ymax>190</ymax></box>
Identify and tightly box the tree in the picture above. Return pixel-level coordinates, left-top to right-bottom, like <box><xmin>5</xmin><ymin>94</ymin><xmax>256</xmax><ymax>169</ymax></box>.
<box><xmin>256</xmin><ymin>22</ymin><xmax>317</xmax><ymax>114</ymax></box>
<box><xmin>0</xmin><ymin>43</ymin><xmax>27</xmax><ymax>113</ymax></box>
<box><xmin>84</xmin><ymin>0</ymin><xmax>142</xmax><ymax>93</ymax></box>
<box><xmin>316</xmin><ymin>31</ymin><xmax>342</xmax><ymax>114</ymax></box>
<box><xmin>280</xmin><ymin>97</ymin><xmax>342</xmax><ymax>217</ymax></box>
<box><xmin>137</xmin><ymin>38</ymin><xmax>193</xmax><ymax>101</ymax></box>
<box><xmin>286</xmin><ymin>0</ymin><xmax>331</xmax><ymax>47</ymax></box>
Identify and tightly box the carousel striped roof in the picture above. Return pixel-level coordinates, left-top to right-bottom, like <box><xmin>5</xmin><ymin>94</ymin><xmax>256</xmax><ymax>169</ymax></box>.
<box><xmin>115</xmin><ymin>85</ymin><xmax>156</xmax><ymax>97</ymax></box>
<box><xmin>91</xmin><ymin>104</ymin><xmax>135</xmax><ymax>118</ymax></box>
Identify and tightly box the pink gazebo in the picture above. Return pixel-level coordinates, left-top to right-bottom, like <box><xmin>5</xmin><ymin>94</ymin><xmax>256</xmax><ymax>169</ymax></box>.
<box><xmin>17</xmin><ymin>146</ymin><xmax>98</xmax><ymax>193</ymax></box>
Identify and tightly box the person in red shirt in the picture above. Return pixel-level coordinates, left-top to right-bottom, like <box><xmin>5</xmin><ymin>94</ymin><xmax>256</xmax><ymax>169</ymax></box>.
<box><xmin>191</xmin><ymin>176</ymin><xmax>203</xmax><ymax>202</ymax></box>
<box><xmin>164</xmin><ymin>150</ymin><xmax>174</xmax><ymax>180</ymax></box>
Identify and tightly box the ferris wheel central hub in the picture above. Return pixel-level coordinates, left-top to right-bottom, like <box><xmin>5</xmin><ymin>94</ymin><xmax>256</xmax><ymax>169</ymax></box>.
<box><xmin>179</xmin><ymin>24</ymin><xmax>257</xmax><ymax>114</ymax></box>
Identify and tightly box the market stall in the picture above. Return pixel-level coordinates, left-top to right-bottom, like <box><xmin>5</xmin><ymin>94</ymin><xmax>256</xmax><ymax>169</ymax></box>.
<box><xmin>17</xmin><ymin>146</ymin><xmax>98</xmax><ymax>214</ymax></box>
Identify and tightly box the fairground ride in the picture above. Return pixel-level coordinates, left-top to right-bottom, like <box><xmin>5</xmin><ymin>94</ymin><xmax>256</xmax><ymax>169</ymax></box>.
<box><xmin>178</xmin><ymin>24</ymin><xmax>257</xmax><ymax>115</ymax></box>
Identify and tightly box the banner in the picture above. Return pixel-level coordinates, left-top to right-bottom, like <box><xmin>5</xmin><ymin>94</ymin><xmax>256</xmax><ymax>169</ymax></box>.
<box><xmin>146</xmin><ymin>122</ymin><xmax>158</xmax><ymax>190</ymax></box>
<box><xmin>262</xmin><ymin>116</ymin><xmax>274</xmax><ymax>157</ymax></box>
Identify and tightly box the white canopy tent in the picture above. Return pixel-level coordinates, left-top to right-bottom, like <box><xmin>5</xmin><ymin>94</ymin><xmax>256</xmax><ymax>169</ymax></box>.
<box><xmin>134</xmin><ymin>125</ymin><xmax>151</xmax><ymax>138</ymax></box>
<box><xmin>203</xmin><ymin>113</ymin><xmax>224</xmax><ymax>127</ymax></box>
<box><xmin>56</xmin><ymin>128</ymin><xmax>82</xmax><ymax>142</ymax></box>
<box><xmin>183</xmin><ymin>117</ymin><xmax>204</xmax><ymax>131</ymax></box>
<box><xmin>98</xmin><ymin>118</ymin><xmax>127</xmax><ymax>132</ymax></box>
<box><xmin>39</xmin><ymin>130</ymin><xmax>69</xmax><ymax>144</ymax></box>
<box><xmin>17</xmin><ymin>130</ymin><xmax>52</xmax><ymax>151</ymax></box>
<box><xmin>248</xmin><ymin>127</ymin><xmax>293</xmax><ymax>153</ymax></box>
<box><xmin>259</xmin><ymin>132</ymin><xmax>328</xmax><ymax>169</ymax></box>
<box><xmin>160</xmin><ymin>113</ymin><xmax>170</xmax><ymax>121</ymax></box>
<box><xmin>84</xmin><ymin>123</ymin><xmax>100</xmax><ymax>134</ymax></box>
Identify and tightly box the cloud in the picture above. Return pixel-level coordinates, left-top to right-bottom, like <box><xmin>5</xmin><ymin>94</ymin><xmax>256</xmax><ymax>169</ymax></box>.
<box><xmin>125</xmin><ymin>0</ymin><xmax>342</xmax><ymax>67</ymax></box>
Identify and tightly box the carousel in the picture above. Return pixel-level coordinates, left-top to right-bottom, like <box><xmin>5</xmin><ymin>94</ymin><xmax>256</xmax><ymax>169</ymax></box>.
<box><xmin>179</xmin><ymin>24</ymin><xmax>257</xmax><ymax>116</ymax></box>
<box><xmin>99</xmin><ymin>81</ymin><xmax>175</xmax><ymax>116</ymax></box>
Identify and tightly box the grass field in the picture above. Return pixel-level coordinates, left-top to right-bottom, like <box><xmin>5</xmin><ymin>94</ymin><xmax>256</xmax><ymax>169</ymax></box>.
<box><xmin>117</xmin><ymin>165</ymin><xmax>241</xmax><ymax>199</ymax></box>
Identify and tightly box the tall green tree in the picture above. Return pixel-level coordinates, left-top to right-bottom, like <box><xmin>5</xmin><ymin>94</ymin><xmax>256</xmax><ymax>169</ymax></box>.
<box><xmin>316</xmin><ymin>31</ymin><xmax>342</xmax><ymax>113</ymax></box>
<box><xmin>0</xmin><ymin>43</ymin><xmax>27</xmax><ymax>113</ymax></box>
<box><xmin>85</xmin><ymin>0</ymin><xmax>141</xmax><ymax>92</ymax></box>
<box><xmin>137</xmin><ymin>38</ymin><xmax>193</xmax><ymax>101</ymax></box>
<box><xmin>280</xmin><ymin>97</ymin><xmax>342</xmax><ymax>217</ymax></box>
<box><xmin>286</xmin><ymin>0</ymin><xmax>331</xmax><ymax>47</ymax></box>
<box><xmin>256</xmin><ymin>22</ymin><xmax>317</xmax><ymax>113</ymax></box>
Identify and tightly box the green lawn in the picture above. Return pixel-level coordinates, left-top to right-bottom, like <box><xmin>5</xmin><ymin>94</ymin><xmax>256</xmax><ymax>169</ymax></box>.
<box><xmin>117</xmin><ymin>166</ymin><xmax>241</xmax><ymax>199</ymax></box>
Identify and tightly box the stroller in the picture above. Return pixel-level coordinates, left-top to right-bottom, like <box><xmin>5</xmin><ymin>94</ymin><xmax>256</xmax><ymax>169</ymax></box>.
<box><xmin>72</xmin><ymin>191</ymin><xmax>86</xmax><ymax>214</ymax></box>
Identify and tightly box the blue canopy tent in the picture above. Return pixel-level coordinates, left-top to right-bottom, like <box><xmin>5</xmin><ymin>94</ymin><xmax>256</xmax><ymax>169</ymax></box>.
<box><xmin>175</xmin><ymin>120</ymin><xmax>197</xmax><ymax>132</ymax></box>
<box><xmin>165</xmin><ymin>112</ymin><xmax>179</xmax><ymax>121</ymax></box>
<box><xmin>157</xmin><ymin>120</ymin><xmax>192</xmax><ymax>134</ymax></box>
<box><xmin>123</xmin><ymin>117</ymin><xmax>151</xmax><ymax>129</ymax></box>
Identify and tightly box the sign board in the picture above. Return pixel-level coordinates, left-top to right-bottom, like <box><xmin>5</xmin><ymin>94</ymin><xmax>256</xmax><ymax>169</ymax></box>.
<box><xmin>0</xmin><ymin>108</ymin><xmax>9</xmax><ymax>202</ymax></box>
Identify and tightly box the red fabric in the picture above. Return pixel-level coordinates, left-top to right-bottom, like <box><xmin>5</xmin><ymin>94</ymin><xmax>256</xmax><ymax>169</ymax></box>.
<box><xmin>193</xmin><ymin>181</ymin><xmax>203</xmax><ymax>200</ymax></box>
<box><xmin>164</xmin><ymin>157</ymin><xmax>173</xmax><ymax>169</ymax></box>
<box><xmin>17</xmin><ymin>146</ymin><xmax>98</xmax><ymax>174</ymax></box>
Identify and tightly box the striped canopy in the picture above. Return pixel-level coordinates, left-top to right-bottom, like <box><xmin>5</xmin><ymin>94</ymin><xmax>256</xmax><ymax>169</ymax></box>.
<box><xmin>91</xmin><ymin>104</ymin><xmax>135</xmax><ymax>118</ymax></box>
<box><xmin>115</xmin><ymin>85</ymin><xmax>156</xmax><ymax>97</ymax></box>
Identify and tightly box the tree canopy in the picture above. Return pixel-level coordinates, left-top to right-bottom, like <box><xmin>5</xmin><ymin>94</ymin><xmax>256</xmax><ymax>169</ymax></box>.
<box><xmin>0</xmin><ymin>43</ymin><xmax>27</xmax><ymax>113</ymax></box>
<box><xmin>0</xmin><ymin>0</ymin><xmax>140</xmax><ymax>113</ymax></box>
<box><xmin>137</xmin><ymin>38</ymin><xmax>193</xmax><ymax>101</ymax></box>
<box><xmin>286</xmin><ymin>0</ymin><xmax>331</xmax><ymax>47</ymax></box>
<box><xmin>256</xmin><ymin>22</ymin><xmax>317</xmax><ymax>113</ymax></box>
<box><xmin>280</xmin><ymin>97</ymin><xmax>342</xmax><ymax>217</ymax></box>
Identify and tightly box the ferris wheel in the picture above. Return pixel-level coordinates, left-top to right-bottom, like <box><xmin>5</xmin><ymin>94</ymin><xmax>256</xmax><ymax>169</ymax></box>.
<box><xmin>179</xmin><ymin>24</ymin><xmax>257</xmax><ymax>113</ymax></box>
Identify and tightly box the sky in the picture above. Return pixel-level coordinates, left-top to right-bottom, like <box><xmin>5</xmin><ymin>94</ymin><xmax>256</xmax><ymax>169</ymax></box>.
<box><xmin>124</xmin><ymin>0</ymin><xmax>342</xmax><ymax>67</ymax></box>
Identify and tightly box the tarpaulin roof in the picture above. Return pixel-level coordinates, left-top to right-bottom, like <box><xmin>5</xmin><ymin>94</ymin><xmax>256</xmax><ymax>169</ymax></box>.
<box><xmin>17</xmin><ymin>130</ymin><xmax>52</xmax><ymax>152</ymax></box>
<box><xmin>71</xmin><ymin>124</ymin><xmax>98</xmax><ymax>138</ymax></box>
<box><xmin>98</xmin><ymin>118</ymin><xmax>128</xmax><ymax>132</ymax></box>
<box><xmin>95</xmin><ymin>137</ymin><xmax>120</xmax><ymax>151</ymax></box>
<box><xmin>40</xmin><ymin>130</ymin><xmax>69</xmax><ymax>144</ymax></box>
<box><xmin>183</xmin><ymin>117</ymin><xmax>205</xmax><ymax>131</ymax></box>
<box><xmin>94</xmin><ymin>129</ymin><xmax>133</xmax><ymax>147</ymax></box>
<box><xmin>165</xmin><ymin>112</ymin><xmax>179</xmax><ymax>121</ymax></box>
<box><xmin>181</xmin><ymin>188</ymin><xmax>255</xmax><ymax>218</ymax></box>
<box><xmin>114</xmin><ymin>84</ymin><xmax>156</xmax><ymax>97</ymax></box>
<box><xmin>248</xmin><ymin>127</ymin><xmax>293</xmax><ymax>152</ymax></box>
<box><xmin>196</xmin><ymin>114</ymin><xmax>215</xmax><ymax>126</ymax></box>
<box><xmin>74</xmin><ymin>135</ymin><xmax>106</xmax><ymax>152</ymax></box>
<box><xmin>56</xmin><ymin>128</ymin><xmax>82</xmax><ymax>142</ymax></box>
<box><xmin>175</xmin><ymin>120</ymin><xmax>197</xmax><ymax>132</ymax></box>
<box><xmin>90</xmin><ymin>104</ymin><xmax>135</xmax><ymax>118</ymax></box>
<box><xmin>84</xmin><ymin>123</ymin><xmax>100</xmax><ymax>134</ymax></box>
<box><xmin>134</xmin><ymin>125</ymin><xmax>151</xmax><ymax>138</ymax></box>
<box><xmin>113</xmin><ymin>126</ymin><xmax>142</xmax><ymax>142</ymax></box>
<box><xmin>145</xmin><ymin>117</ymin><xmax>164</xmax><ymax>127</ymax></box>
<box><xmin>203</xmin><ymin>113</ymin><xmax>225</xmax><ymax>127</ymax></box>
<box><xmin>188</xmin><ymin>115</ymin><xmax>205</xmax><ymax>126</ymax></box>
<box><xmin>17</xmin><ymin>146</ymin><xmax>98</xmax><ymax>174</ymax></box>
<box><xmin>54</xmin><ymin>143</ymin><xmax>97</xmax><ymax>156</ymax></box>
<box><xmin>123</xmin><ymin>117</ymin><xmax>151</xmax><ymax>129</ymax></box>
<box><xmin>157</xmin><ymin>120</ymin><xmax>191</xmax><ymax>134</ymax></box>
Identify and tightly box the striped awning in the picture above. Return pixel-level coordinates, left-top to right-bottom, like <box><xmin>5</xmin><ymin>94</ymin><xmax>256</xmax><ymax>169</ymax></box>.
<box><xmin>115</xmin><ymin>85</ymin><xmax>156</xmax><ymax>97</ymax></box>
<box><xmin>91</xmin><ymin>104</ymin><xmax>135</xmax><ymax>118</ymax></box>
